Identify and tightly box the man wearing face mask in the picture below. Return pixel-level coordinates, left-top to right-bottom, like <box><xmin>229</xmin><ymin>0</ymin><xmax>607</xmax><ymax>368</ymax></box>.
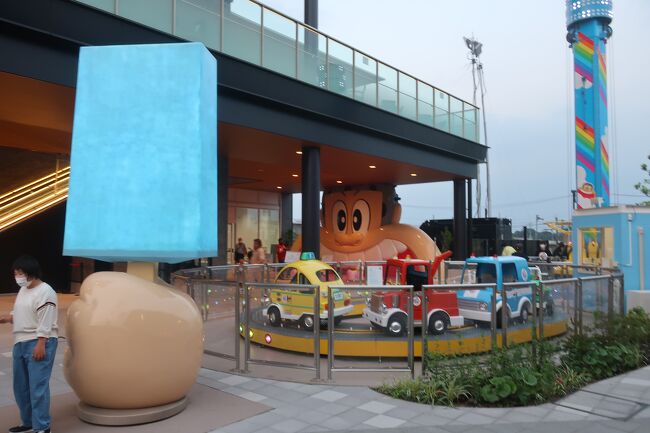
<box><xmin>0</xmin><ymin>255</ymin><xmax>58</xmax><ymax>433</ymax></box>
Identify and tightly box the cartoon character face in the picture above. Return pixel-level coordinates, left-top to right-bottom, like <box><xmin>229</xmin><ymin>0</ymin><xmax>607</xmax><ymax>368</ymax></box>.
<box><xmin>292</xmin><ymin>188</ymin><xmax>441</xmax><ymax>265</ymax></box>
<box><xmin>580</xmin><ymin>183</ymin><xmax>594</xmax><ymax>194</ymax></box>
<box><xmin>322</xmin><ymin>191</ymin><xmax>383</xmax><ymax>249</ymax></box>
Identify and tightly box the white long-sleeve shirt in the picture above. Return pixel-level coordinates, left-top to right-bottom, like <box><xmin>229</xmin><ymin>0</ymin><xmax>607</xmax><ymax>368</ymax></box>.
<box><xmin>11</xmin><ymin>282</ymin><xmax>58</xmax><ymax>344</ymax></box>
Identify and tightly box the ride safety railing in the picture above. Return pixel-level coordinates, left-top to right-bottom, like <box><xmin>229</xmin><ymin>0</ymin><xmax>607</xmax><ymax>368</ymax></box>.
<box><xmin>73</xmin><ymin>0</ymin><xmax>480</xmax><ymax>142</ymax></box>
<box><xmin>243</xmin><ymin>282</ymin><xmax>321</xmax><ymax>379</ymax></box>
<box><xmin>327</xmin><ymin>285</ymin><xmax>415</xmax><ymax>380</ymax></box>
<box><xmin>171</xmin><ymin>261</ymin><xmax>625</xmax><ymax>382</ymax></box>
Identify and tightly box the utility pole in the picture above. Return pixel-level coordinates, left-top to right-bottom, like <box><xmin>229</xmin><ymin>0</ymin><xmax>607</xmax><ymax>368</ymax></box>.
<box><xmin>464</xmin><ymin>36</ymin><xmax>491</xmax><ymax>217</ymax></box>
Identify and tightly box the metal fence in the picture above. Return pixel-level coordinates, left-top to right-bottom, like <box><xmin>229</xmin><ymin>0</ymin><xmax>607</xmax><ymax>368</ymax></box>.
<box><xmin>326</xmin><ymin>285</ymin><xmax>415</xmax><ymax>380</ymax></box>
<box><xmin>243</xmin><ymin>282</ymin><xmax>321</xmax><ymax>379</ymax></box>
<box><xmin>172</xmin><ymin>262</ymin><xmax>626</xmax><ymax>381</ymax></box>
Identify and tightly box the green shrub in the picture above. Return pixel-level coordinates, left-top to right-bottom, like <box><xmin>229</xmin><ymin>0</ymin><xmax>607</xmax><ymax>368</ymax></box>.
<box><xmin>377</xmin><ymin>309</ymin><xmax>650</xmax><ymax>407</ymax></box>
<box><xmin>594</xmin><ymin>308</ymin><xmax>650</xmax><ymax>357</ymax></box>
<box><xmin>561</xmin><ymin>335</ymin><xmax>643</xmax><ymax>380</ymax></box>
<box><xmin>552</xmin><ymin>364</ymin><xmax>590</xmax><ymax>396</ymax></box>
<box><xmin>375</xmin><ymin>375</ymin><xmax>471</xmax><ymax>407</ymax></box>
<box><xmin>480</xmin><ymin>376</ymin><xmax>517</xmax><ymax>403</ymax></box>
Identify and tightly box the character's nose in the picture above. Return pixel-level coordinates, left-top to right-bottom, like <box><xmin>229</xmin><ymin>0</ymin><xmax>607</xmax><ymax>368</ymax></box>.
<box><xmin>334</xmin><ymin>231</ymin><xmax>365</xmax><ymax>246</ymax></box>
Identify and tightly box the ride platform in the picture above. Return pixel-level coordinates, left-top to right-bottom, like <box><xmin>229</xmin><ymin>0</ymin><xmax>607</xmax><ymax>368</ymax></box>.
<box><xmin>242</xmin><ymin>307</ymin><xmax>568</xmax><ymax>357</ymax></box>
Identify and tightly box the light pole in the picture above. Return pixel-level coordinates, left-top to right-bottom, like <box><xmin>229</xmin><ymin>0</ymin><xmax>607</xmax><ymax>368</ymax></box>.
<box><xmin>464</xmin><ymin>36</ymin><xmax>491</xmax><ymax>218</ymax></box>
<box><xmin>535</xmin><ymin>215</ymin><xmax>544</xmax><ymax>239</ymax></box>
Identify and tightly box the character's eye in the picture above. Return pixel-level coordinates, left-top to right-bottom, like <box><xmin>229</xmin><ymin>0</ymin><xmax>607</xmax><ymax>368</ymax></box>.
<box><xmin>352</xmin><ymin>200</ymin><xmax>370</xmax><ymax>233</ymax></box>
<box><xmin>332</xmin><ymin>201</ymin><xmax>346</xmax><ymax>233</ymax></box>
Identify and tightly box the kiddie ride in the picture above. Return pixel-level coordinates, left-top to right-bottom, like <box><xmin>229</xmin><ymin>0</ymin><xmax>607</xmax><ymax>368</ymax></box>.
<box><xmin>362</xmin><ymin>251</ymin><xmax>463</xmax><ymax>336</ymax></box>
<box><xmin>456</xmin><ymin>257</ymin><xmax>556</xmax><ymax>328</ymax></box>
<box><xmin>242</xmin><ymin>254</ymin><xmax>568</xmax><ymax>357</ymax></box>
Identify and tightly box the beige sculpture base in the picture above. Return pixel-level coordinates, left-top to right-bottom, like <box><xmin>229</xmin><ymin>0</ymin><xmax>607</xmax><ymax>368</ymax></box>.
<box><xmin>78</xmin><ymin>397</ymin><xmax>188</xmax><ymax>426</ymax></box>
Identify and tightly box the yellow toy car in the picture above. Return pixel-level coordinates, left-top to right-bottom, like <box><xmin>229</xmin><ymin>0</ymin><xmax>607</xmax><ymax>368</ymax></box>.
<box><xmin>263</xmin><ymin>254</ymin><xmax>352</xmax><ymax>330</ymax></box>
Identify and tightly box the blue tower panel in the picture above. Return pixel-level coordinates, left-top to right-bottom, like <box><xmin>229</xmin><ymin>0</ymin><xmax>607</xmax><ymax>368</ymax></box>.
<box><xmin>63</xmin><ymin>43</ymin><xmax>218</xmax><ymax>263</ymax></box>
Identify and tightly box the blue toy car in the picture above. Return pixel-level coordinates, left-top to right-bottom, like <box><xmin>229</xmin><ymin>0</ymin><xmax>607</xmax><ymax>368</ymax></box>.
<box><xmin>456</xmin><ymin>256</ymin><xmax>534</xmax><ymax>327</ymax></box>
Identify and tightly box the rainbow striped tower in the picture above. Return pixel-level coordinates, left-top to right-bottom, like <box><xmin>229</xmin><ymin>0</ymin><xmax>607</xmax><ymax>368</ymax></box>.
<box><xmin>566</xmin><ymin>0</ymin><xmax>613</xmax><ymax>209</ymax></box>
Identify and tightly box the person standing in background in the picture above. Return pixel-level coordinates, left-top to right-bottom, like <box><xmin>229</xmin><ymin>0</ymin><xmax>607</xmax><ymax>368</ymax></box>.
<box><xmin>251</xmin><ymin>238</ymin><xmax>267</xmax><ymax>265</ymax></box>
<box><xmin>0</xmin><ymin>255</ymin><xmax>58</xmax><ymax>433</ymax></box>
<box><xmin>277</xmin><ymin>238</ymin><xmax>287</xmax><ymax>263</ymax></box>
<box><xmin>234</xmin><ymin>238</ymin><xmax>247</xmax><ymax>264</ymax></box>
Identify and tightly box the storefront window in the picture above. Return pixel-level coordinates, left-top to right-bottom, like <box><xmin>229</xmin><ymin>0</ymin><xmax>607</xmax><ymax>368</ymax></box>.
<box><xmin>578</xmin><ymin>227</ymin><xmax>615</xmax><ymax>268</ymax></box>
<box><xmin>259</xmin><ymin>209</ymin><xmax>280</xmax><ymax>254</ymax></box>
<box><xmin>235</xmin><ymin>207</ymin><xmax>259</xmax><ymax>254</ymax></box>
<box><xmin>235</xmin><ymin>207</ymin><xmax>279</xmax><ymax>261</ymax></box>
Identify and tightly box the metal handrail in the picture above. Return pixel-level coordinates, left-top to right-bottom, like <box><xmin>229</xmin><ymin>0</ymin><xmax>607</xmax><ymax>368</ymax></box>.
<box><xmin>327</xmin><ymin>284</ymin><xmax>414</xmax><ymax>380</ymax></box>
<box><xmin>579</xmin><ymin>274</ymin><xmax>612</xmax><ymax>281</ymax></box>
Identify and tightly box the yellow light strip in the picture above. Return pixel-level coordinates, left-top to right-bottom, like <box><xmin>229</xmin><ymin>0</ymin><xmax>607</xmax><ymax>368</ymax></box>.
<box><xmin>0</xmin><ymin>167</ymin><xmax>70</xmax><ymax>205</ymax></box>
<box><xmin>0</xmin><ymin>187</ymin><xmax>69</xmax><ymax>223</ymax></box>
<box><xmin>1</xmin><ymin>166</ymin><xmax>69</xmax><ymax>197</ymax></box>
<box><xmin>0</xmin><ymin>192</ymin><xmax>68</xmax><ymax>232</ymax></box>
<box><xmin>0</xmin><ymin>176</ymin><xmax>70</xmax><ymax>212</ymax></box>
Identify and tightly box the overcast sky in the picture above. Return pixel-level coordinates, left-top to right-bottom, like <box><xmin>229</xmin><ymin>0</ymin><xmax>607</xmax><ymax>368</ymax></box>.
<box><xmin>277</xmin><ymin>0</ymin><xmax>649</xmax><ymax>231</ymax></box>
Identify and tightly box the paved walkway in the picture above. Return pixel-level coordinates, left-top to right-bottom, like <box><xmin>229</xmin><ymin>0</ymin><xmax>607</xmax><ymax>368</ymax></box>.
<box><xmin>1</xmin><ymin>338</ymin><xmax>649</xmax><ymax>433</ymax></box>
<box><xmin>199</xmin><ymin>366</ymin><xmax>650</xmax><ymax>433</ymax></box>
<box><xmin>1</xmin><ymin>294</ymin><xmax>650</xmax><ymax>432</ymax></box>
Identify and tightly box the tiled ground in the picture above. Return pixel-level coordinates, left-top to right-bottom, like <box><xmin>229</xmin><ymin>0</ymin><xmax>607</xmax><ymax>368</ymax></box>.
<box><xmin>2</xmin><ymin>294</ymin><xmax>650</xmax><ymax>432</ymax></box>
<box><xmin>2</xmin><ymin>340</ymin><xmax>650</xmax><ymax>432</ymax></box>
<box><xmin>196</xmin><ymin>366</ymin><xmax>650</xmax><ymax>433</ymax></box>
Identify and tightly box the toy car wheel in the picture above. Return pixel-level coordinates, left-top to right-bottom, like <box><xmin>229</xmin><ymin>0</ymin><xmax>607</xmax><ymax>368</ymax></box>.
<box><xmin>300</xmin><ymin>315</ymin><xmax>315</xmax><ymax>331</ymax></box>
<box><xmin>428</xmin><ymin>312</ymin><xmax>449</xmax><ymax>335</ymax></box>
<box><xmin>386</xmin><ymin>314</ymin><xmax>407</xmax><ymax>337</ymax></box>
<box><xmin>268</xmin><ymin>306</ymin><xmax>281</xmax><ymax>327</ymax></box>
<box><xmin>520</xmin><ymin>303</ymin><xmax>530</xmax><ymax>324</ymax></box>
<box><xmin>496</xmin><ymin>309</ymin><xmax>510</xmax><ymax>328</ymax></box>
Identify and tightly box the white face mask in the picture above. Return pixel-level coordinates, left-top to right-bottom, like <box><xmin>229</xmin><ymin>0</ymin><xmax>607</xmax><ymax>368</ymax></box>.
<box><xmin>15</xmin><ymin>276</ymin><xmax>29</xmax><ymax>288</ymax></box>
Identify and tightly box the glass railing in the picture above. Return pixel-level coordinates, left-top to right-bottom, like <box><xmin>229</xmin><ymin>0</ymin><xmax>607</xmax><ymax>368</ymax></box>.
<box><xmin>76</xmin><ymin>0</ymin><xmax>480</xmax><ymax>142</ymax></box>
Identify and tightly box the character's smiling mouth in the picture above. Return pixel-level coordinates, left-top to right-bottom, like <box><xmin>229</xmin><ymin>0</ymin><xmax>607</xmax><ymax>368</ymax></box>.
<box><xmin>321</xmin><ymin>238</ymin><xmax>410</xmax><ymax>262</ymax></box>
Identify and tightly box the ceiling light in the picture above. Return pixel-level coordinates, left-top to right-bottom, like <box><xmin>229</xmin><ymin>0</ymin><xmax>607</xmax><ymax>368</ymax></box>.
<box><xmin>292</xmin><ymin>174</ymin><xmax>299</xmax><ymax>177</ymax></box>
<box><xmin>410</xmin><ymin>173</ymin><xmax>417</xmax><ymax>177</ymax></box>
<box><xmin>276</xmin><ymin>186</ymin><xmax>282</xmax><ymax>189</ymax></box>
<box><xmin>296</xmin><ymin>151</ymin><xmax>303</xmax><ymax>155</ymax></box>
<box><xmin>336</xmin><ymin>180</ymin><xmax>343</xmax><ymax>184</ymax></box>
<box><xmin>369</xmin><ymin>165</ymin><xmax>376</xmax><ymax>169</ymax></box>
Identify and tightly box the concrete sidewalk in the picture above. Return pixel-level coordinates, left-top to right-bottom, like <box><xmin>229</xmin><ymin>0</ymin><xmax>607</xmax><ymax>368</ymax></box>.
<box><xmin>1</xmin><ymin>338</ymin><xmax>649</xmax><ymax>433</ymax></box>
<box><xmin>1</xmin><ymin>294</ymin><xmax>649</xmax><ymax>433</ymax></box>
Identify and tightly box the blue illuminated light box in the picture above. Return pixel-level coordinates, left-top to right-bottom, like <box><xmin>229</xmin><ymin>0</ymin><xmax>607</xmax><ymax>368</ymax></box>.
<box><xmin>63</xmin><ymin>42</ymin><xmax>218</xmax><ymax>263</ymax></box>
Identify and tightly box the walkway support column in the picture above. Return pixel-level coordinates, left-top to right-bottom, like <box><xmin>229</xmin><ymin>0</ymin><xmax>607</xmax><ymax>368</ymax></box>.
<box><xmin>467</xmin><ymin>179</ymin><xmax>473</xmax><ymax>256</ymax></box>
<box><xmin>453</xmin><ymin>179</ymin><xmax>467</xmax><ymax>260</ymax></box>
<box><xmin>304</xmin><ymin>0</ymin><xmax>318</xmax><ymax>28</ymax></box>
<box><xmin>214</xmin><ymin>154</ymin><xmax>229</xmax><ymax>265</ymax></box>
<box><xmin>302</xmin><ymin>146</ymin><xmax>320</xmax><ymax>258</ymax></box>
<box><xmin>281</xmin><ymin>192</ymin><xmax>293</xmax><ymax>243</ymax></box>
